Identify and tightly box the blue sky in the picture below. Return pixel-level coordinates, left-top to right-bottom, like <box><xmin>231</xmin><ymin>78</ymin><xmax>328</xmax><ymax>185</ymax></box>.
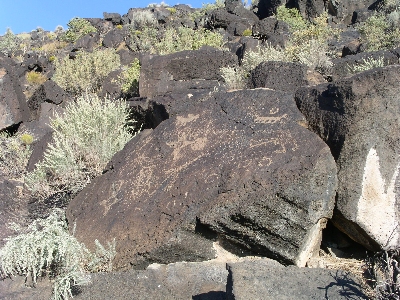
<box><xmin>0</xmin><ymin>0</ymin><xmax>207</xmax><ymax>34</ymax></box>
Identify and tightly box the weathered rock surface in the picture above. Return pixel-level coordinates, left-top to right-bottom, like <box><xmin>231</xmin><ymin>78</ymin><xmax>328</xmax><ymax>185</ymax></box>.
<box><xmin>0</xmin><ymin>56</ymin><xmax>30</xmax><ymax>131</ymax></box>
<box><xmin>226</xmin><ymin>259</ymin><xmax>368</xmax><ymax>299</ymax></box>
<box><xmin>139</xmin><ymin>48</ymin><xmax>238</xmax><ymax>98</ymax></box>
<box><xmin>295</xmin><ymin>65</ymin><xmax>400</xmax><ymax>251</ymax></box>
<box><xmin>67</xmin><ymin>88</ymin><xmax>337</xmax><ymax>270</ymax></box>
<box><xmin>248</xmin><ymin>61</ymin><xmax>325</xmax><ymax>91</ymax></box>
<box><xmin>27</xmin><ymin>80</ymin><xmax>69</xmax><ymax>121</ymax></box>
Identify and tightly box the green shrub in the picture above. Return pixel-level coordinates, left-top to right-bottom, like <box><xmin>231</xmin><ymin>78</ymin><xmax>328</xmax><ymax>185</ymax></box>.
<box><xmin>276</xmin><ymin>5</ymin><xmax>308</xmax><ymax>32</ymax></box>
<box><xmin>26</xmin><ymin>71</ymin><xmax>47</xmax><ymax>85</ymax></box>
<box><xmin>190</xmin><ymin>0</ymin><xmax>225</xmax><ymax>21</ymax></box>
<box><xmin>0</xmin><ymin>209</ymin><xmax>116</xmax><ymax>300</ymax></box>
<box><xmin>25</xmin><ymin>93</ymin><xmax>136</xmax><ymax>199</ymax></box>
<box><xmin>0</xmin><ymin>131</ymin><xmax>33</xmax><ymax>178</ymax></box>
<box><xmin>347</xmin><ymin>56</ymin><xmax>385</xmax><ymax>73</ymax></box>
<box><xmin>166</xmin><ymin>7</ymin><xmax>177</xmax><ymax>14</ymax></box>
<box><xmin>155</xmin><ymin>27</ymin><xmax>224</xmax><ymax>55</ymax></box>
<box><xmin>0</xmin><ymin>28</ymin><xmax>21</xmax><ymax>55</ymax></box>
<box><xmin>116</xmin><ymin>24</ymin><xmax>123</xmax><ymax>30</ymax></box>
<box><xmin>52</xmin><ymin>49</ymin><xmax>120</xmax><ymax>95</ymax></box>
<box><xmin>242</xmin><ymin>28</ymin><xmax>252</xmax><ymax>36</ymax></box>
<box><xmin>62</xmin><ymin>18</ymin><xmax>97</xmax><ymax>43</ymax></box>
<box><xmin>358</xmin><ymin>14</ymin><xmax>400</xmax><ymax>51</ymax></box>
<box><xmin>127</xmin><ymin>27</ymin><xmax>159</xmax><ymax>52</ymax></box>
<box><xmin>220</xmin><ymin>66</ymin><xmax>246</xmax><ymax>89</ymax></box>
<box><xmin>119</xmin><ymin>58</ymin><xmax>141</xmax><ymax>95</ymax></box>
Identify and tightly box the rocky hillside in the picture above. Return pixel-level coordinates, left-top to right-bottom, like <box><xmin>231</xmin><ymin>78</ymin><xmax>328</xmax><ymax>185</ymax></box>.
<box><xmin>1</xmin><ymin>0</ymin><xmax>400</xmax><ymax>298</ymax></box>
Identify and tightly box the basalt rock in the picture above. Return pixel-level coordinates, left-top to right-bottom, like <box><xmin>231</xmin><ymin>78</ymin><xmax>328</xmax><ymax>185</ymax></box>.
<box><xmin>67</xmin><ymin>88</ymin><xmax>337</xmax><ymax>270</ymax></box>
<box><xmin>295</xmin><ymin>65</ymin><xmax>400</xmax><ymax>250</ymax></box>
<box><xmin>0</xmin><ymin>56</ymin><xmax>30</xmax><ymax>131</ymax></box>
<box><xmin>139</xmin><ymin>48</ymin><xmax>238</xmax><ymax>98</ymax></box>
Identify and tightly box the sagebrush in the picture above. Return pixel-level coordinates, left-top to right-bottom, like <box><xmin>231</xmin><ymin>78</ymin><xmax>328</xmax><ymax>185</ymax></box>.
<box><xmin>52</xmin><ymin>49</ymin><xmax>120</xmax><ymax>95</ymax></box>
<box><xmin>0</xmin><ymin>131</ymin><xmax>34</xmax><ymax>178</ymax></box>
<box><xmin>62</xmin><ymin>18</ymin><xmax>97</xmax><ymax>43</ymax></box>
<box><xmin>0</xmin><ymin>28</ymin><xmax>21</xmax><ymax>55</ymax></box>
<box><xmin>119</xmin><ymin>58</ymin><xmax>141</xmax><ymax>95</ymax></box>
<box><xmin>348</xmin><ymin>56</ymin><xmax>385</xmax><ymax>73</ymax></box>
<box><xmin>25</xmin><ymin>93</ymin><xmax>136</xmax><ymax>199</ymax></box>
<box><xmin>0</xmin><ymin>209</ymin><xmax>116</xmax><ymax>300</ymax></box>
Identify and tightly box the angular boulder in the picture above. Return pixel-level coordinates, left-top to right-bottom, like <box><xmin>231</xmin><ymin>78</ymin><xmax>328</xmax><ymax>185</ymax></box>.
<box><xmin>295</xmin><ymin>65</ymin><xmax>400</xmax><ymax>250</ymax></box>
<box><xmin>67</xmin><ymin>88</ymin><xmax>337</xmax><ymax>270</ymax></box>
<box><xmin>0</xmin><ymin>56</ymin><xmax>30</xmax><ymax>131</ymax></box>
<box><xmin>226</xmin><ymin>259</ymin><xmax>368</xmax><ymax>299</ymax></box>
<box><xmin>139</xmin><ymin>48</ymin><xmax>238</xmax><ymax>98</ymax></box>
<box><xmin>248</xmin><ymin>61</ymin><xmax>325</xmax><ymax>92</ymax></box>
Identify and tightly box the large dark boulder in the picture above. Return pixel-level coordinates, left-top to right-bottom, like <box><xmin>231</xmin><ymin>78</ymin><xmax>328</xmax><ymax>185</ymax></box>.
<box><xmin>226</xmin><ymin>259</ymin><xmax>368</xmax><ymax>299</ymax></box>
<box><xmin>74</xmin><ymin>32</ymin><xmax>101</xmax><ymax>51</ymax></box>
<box><xmin>248</xmin><ymin>61</ymin><xmax>325</xmax><ymax>92</ymax></box>
<box><xmin>0</xmin><ymin>56</ymin><xmax>30</xmax><ymax>131</ymax></box>
<box><xmin>295</xmin><ymin>65</ymin><xmax>400</xmax><ymax>251</ymax></box>
<box><xmin>102</xmin><ymin>28</ymin><xmax>125</xmax><ymax>49</ymax></box>
<box><xmin>252</xmin><ymin>18</ymin><xmax>290</xmax><ymax>47</ymax></box>
<box><xmin>103</xmin><ymin>12</ymin><xmax>122</xmax><ymax>25</ymax></box>
<box><xmin>139</xmin><ymin>48</ymin><xmax>238</xmax><ymax>98</ymax></box>
<box><xmin>27</xmin><ymin>80</ymin><xmax>69</xmax><ymax>121</ymax></box>
<box><xmin>67</xmin><ymin>88</ymin><xmax>337</xmax><ymax>270</ymax></box>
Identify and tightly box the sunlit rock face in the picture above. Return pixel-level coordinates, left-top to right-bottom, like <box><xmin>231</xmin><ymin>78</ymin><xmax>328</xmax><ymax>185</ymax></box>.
<box><xmin>295</xmin><ymin>65</ymin><xmax>400</xmax><ymax>250</ymax></box>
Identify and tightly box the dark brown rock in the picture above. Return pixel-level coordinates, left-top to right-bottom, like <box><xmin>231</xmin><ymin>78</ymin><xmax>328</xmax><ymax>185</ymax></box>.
<box><xmin>27</xmin><ymin>80</ymin><xmax>70</xmax><ymax>121</ymax></box>
<box><xmin>139</xmin><ymin>48</ymin><xmax>237</xmax><ymax>98</ymax></box>
<box><xmin>76</xmin><ymin>260</ymin><xmax>228</xmax><ymax>299</ymax></box>
<box><xmin>0</xmin><ymin>56</ymin><xmax>30</xmax><ymax>131</ymax></box>
<box><xmin>226</xmin><ymin>259</ymin><xmax>368</xmax><ymax>299</ymax></box>
<box><xmin>248</xmin><ymin>61</ymin><xmax>316</xmax><ymax>92</ymax></box>
<box><xmin>67</xmin><ymin>88</ymin><xmax>337</xmax><ymax>270</ymax></box>
<box><xmin>295</xmin><ymin>65</ymin><xmax>400</xmax><ymax>251</ymax></box>
<box><xmin>102</xmin><ymin>28</ymin><xmax>125</xmax><ymax>49</ymax></box>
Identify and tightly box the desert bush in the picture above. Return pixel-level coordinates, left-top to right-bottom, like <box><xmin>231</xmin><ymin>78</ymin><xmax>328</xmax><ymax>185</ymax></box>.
<box><xmin>348</xmin><ymin>56</ymin><xmax>385</xmax><ymax>73</ymax></box>
<box><xmin>130</xmin><ymin>10</ymin><xmax>158</xmax><ymax>30</ymax></box>
<box><xmin>276</xmin><ymin>5</ymin><xmax>308</xmax><ymax>32</ymax></box>
<box><xmin>0</xmin><ymin>208</ymin><xmax>116</xmax><ymax>300</ymax></box>
<box><xmin>127</xmin><ymin>27</ymin><xmax>159</xmax><ymax>52</ymax></box>
<box><xmin>358</xmin><ymin>14</ymin><xmax>400</xmax><ymax>51</ymax></box>
<box><xmin>190</xmin><ymin>0</ymin><xmax>225</xmax><ymax>21</ymax></box>
<box><xmin>242</xmin><ymin>28</ymin><xmax>252</xmax><ymax>36</ymax></box>
<box><xmin>220</xmin><ymin>66</ymin><xmax>244</xmax><ymax>89</ymax></box>
<box><xmin>155</xmin><ymin>27</ymin><xmax>224</xmax><ymax>55</ymax></box>
<box><xmin>62</xmin><ymin>17</ymin><xmax>97</xmax><ymax>43</ymax></box>
<box><xmin>25</xmin><ymin>93</ymin><xmax>136</xmax><ymax>199</ymax></box>
<box><xmin>0</xmin><ymin>131</ymin><xmax>34</xmax><ymax>178</ymax></box>
<box><xmin>26</xmin><ymin>71</ymin><xmax>47</xmax><ymax>85</ymax></box>
<box><xmin>118</xmin><ymin>58</ymin><xmax>141</xmax><ymax>95</ymax></box>
<box><xmin>0</xmin><ymin>28</ymin><xmax>21</xmax><ymax>55</ymax></box>
<box><xmin>52</xmin><ymin>49</ymin><xmax>120</xmax><ymax>95</ymax></box>
<box><xmin>365</xmin><ymin>248</ymin><xmax>400</xmax><ymax>299</ymax></box>
<box><xmin>285</xmin><ymin>38</ymin><xmax>333</xmax><ymax>71</ymax></box>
